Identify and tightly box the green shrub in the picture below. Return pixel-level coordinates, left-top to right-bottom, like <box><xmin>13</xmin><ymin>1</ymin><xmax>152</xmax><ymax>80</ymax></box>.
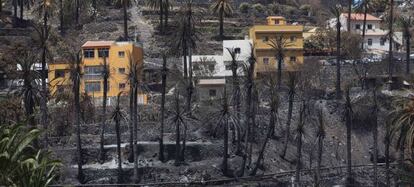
<box><xmin>252</xmin><ymin>3</ymin><xmax>265</xmax><ymax>14</ymax></box>
<box><xmin>239</xmin><ymin>3</ymin><xmax>251</xmax><ymax>14</ymax></box>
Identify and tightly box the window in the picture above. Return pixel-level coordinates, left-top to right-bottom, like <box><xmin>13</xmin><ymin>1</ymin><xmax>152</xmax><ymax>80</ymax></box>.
<box><xmin>274</xmin><ymin>20</ymin><xmax>280</xmax><ymax>25</ymax></box>
<box><xmin>83</xmin><ymin>49</ymin><xmax>95</xmax><ymax>58</ymax></box>
<box><xmin>209</xmin><ymin>89</ymin><xmax>217</xmax><ymax>97</ymax></box>
<box><xmin>263</xmin><ymin>58</ymin><xmax>269</xmax><ymax>64</ymax></box>
<box><xmin>263</xmin><ymin>36</ymin><xmax>269</xmax><ymax>42</ymax></box>
<box><xmin>85</xmin><ymin>82</ymin><xmax>101</xmax><ymax>92</ymax></box>
<box><xmin>98</xmin><ymin>48</ymin><xmax>109</xmax><ymax>58</ymax></box>
<box><xmin>355</xmin><ymin>24</ymin><xmax>361</xmax><ymax>30</ymax></box>
<box><xmin>118</xmin><ymin>51</ymin><xmax>125</xmax><ymax>58</ymax></box>
<box><xmin>380</xmin><ymin>38</ymin><xmax>385</xmax><ymax>46</ymax></box>
<box><xmin>368</xmin><ymin>39</ymin><xmax>373</xmax><ymax>46</ymax></box>
<box><xmin>290</xmin><ymin>36</ymin><xmax>296</xmax><ymax>42</ymax></box>
<box><xmin>367</xmin><ymin>24</ymin><xmax>373</xmax><ymax>30</ymax></box>
<box><xmin>235</xmin><ymin>48</ymin><xmax>241</xmax><ymax>54</ymax></box>
<box><xmin>118</xmin><ymin>68</ymin><xmax>126</xmax><ymax>74</ymax></box>
<box><xmin>55</xmin><ymin>70</ymin><xmax>65</xmax><ymax>78</ymax></box>
<box><xmin>119</xmin><ymin>83</ymin><xmax>126</xmax><ymax>90</ymax></box>
<box><xmin>290</xmin><ymin>56</ymin><xmax>297</xmax><ymax>62</ymax></box>
<box><xmin>84</xmin><ymin>66</ymin><xmax>103</xmax><ymax>75</ymax></box>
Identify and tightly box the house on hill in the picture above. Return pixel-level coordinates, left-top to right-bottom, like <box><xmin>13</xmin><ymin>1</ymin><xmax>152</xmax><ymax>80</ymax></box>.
<box><xmin>328</xmin><ymin>13</ymin><xmax>403</xmax><ymax>51</ymax></box>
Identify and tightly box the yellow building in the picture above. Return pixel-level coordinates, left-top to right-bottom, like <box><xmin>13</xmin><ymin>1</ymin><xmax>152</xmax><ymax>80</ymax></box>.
<box><xmin>49</xmin><ymin>41</ymin><xmax>146</xmax><ymax>104</ymax></box>
<box><xmin>249</xmin><ymin>16</ymin><xmax>304</xmax><ymax>77</ymax></box>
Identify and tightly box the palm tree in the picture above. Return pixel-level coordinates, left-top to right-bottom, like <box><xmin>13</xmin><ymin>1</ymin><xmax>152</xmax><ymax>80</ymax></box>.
<box><xmin>295</xmin><ymin>101</ymin><xmax>307</xmax><ymax>185</ymax></box>
<box><xmin>171</xmin><ymin>0</ymin><xmax>198</xmax><ymax>113</ymax></box>
<box><xmin>125</xmin><ymin>53</ymin><xmax>141</xmax><ymax>182</ymax></box>
<box><xmin>159</xmin><ymin>54</ymin><xmax>168</xmax><ymax>161</ymax></box>
<box><xmin>35</xmin><ymin>0</ymin><xmax>56</xmax><ymax>147</ymax></box>
<box><xmin>13</xmin><ymin>0</ymin><xmax>18</xmax><ymax>23</ymax></box>
<box><xmin>281</xmin><ymin>71</ymin><xmax>297</xmax><ymax>158</ymax></box>
<box><xmin>355</xmin><ymin>0</ymin><xmax>372</xmax><ymax>50</ymax></box>
<box><xmin>250</xmin><ymin>88</ymin><xmax>278</xmax><ymax>176</ymax></box>
<box><xmin>331</xmin><ymin>4</ymin><xmax>342</xmax><ymax>99</ymax></box>
<box><xmin>111</xmin><ymin>92</ymin><xmax>125</xmax><ymax>183</ymax></box>
<box><xmin>389</xmin><ymin>96</ymin><xmax>414</xmax><ymax>185</ymax></box>
<box><xmin>99</xmin><ymin>57</ymin><xmax>110</xmax><ymax>163</ymax></box>
<box><xmin>210</xmin><ymin>0</ymin><xmax>233</xmax><ymax>39</ymax></box>
<box><xmin>397</xmin><ymin>15</ymin><xmax>412</xmax><ymax>74</ymax></box>
<box><xmin>16</xmin><ymin>49</ymin><xmax>39</xmax><ymax>131</ymax></box>
<box><xmin>0</xmin><ymin>124</ymin><xmax>60</xmax><ymax>186</ymax></box>
<box><xmin>226</xmin><ymin>47</ymin><xmax>241</xmax><ymax>142</ymax></box>
<box><xmin>372</xmin><ymin>88</ymin><xmax>378</xmax><ymax>187</ymax></box>
<box><xmin>115</xmin><ymin>0</ymin><xmax>134</xmax><ymax>40</ymax></box>
<box><xmin>344</xmin><ymin>86</ymin><xmax>353</xmax><ymax>185</ymax></box>
<box><xmin>70</xmin><ymin>50</ymin><xmax>84</xmax><ymax>183</ymax></box>
<box><xmin>315</xmin><ymin>109</ymin><xmax>326</xmax><ymax>186</ymax></box>
<box><xmin>347</xmin><ymin>0</ymin><xmax>353</xmax><ymax>31</ymax></box>
<box><xmin>268</xmin><ymin>35</ymin><xmax>293</xmax><ymax>89</ymax></box>
<box><xmin>239</xmin><ymin>44</ymin><xmax>256</xmax><ymax>177</ymax></box>
<box><xmin>387</xmin><ymin>0</ymin><xmax>394</xmax><ymax>89</ymax></box>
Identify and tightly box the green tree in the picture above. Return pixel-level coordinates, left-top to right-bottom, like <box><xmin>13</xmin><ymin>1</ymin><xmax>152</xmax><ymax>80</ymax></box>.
<box><xmin>0</xmin><ymin>124</ymin><xmax>60</xmax><ymax>186</ymax></box>
<box><xmin>211</xmin><ymin>0</ymin><xmax>233</xmax><ymax>39</ymax></box>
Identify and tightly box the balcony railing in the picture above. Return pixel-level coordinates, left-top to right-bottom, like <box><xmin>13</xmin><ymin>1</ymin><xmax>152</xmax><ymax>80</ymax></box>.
<box><xmin>84</xmin><ymin>74</ymin><xmax>102</xmax><ymax>80</ymax></box>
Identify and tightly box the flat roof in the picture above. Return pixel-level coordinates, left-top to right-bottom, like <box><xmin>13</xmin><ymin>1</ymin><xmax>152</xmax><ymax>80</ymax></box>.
<box><xmin>251</xmin><ymin>25</ymin><xmax>304</xmax><ymax>33</ymax></box>
<box><xmin>199</xmin><ymin>79</ymin><xmax>226</xmax><ymax>85</ymax></box>
<box><xmin>82</xmin><ymin>41</ymin><xmax>114</xmax><ymax>48</ymax></box>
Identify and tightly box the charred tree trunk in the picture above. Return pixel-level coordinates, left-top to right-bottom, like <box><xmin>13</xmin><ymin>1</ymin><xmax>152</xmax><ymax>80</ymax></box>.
<box><xmin>361</xmin><ymin>2</ymin><xmax>368</xmax><ymax>50</ymax></box>
<box><xmin>60</xmin><ymin>0</ymin><xmax>64</xmax><ymax>35</ymax></box>
<box><xmin>373</xmin><ymin>89</ymin><xmax>378</xmax><ymax>187</ymax></box>
<box><xmin>345</xmin><ymin>88</ymin><xmax>353</xmax><ymax>185</ymax></box>
<box><xmin>159</xmin><ymin>55</ymin><xmax>167</xmax><ymax>162</ymax></box>
<box><xmin>388</xmin><ymin>0</ymin><xmax>394</xmax><ymax>90</ymax></box>
<box><xmin>74</xmin><ymin>56</ymin><xmax>84</xmax><ymax>183</ymax></box>
<box><xmin>128</xmin><ymin>84</ymin><xmax>134</xmax><ymax>162</ymax></box>
<box><xmin>347</xmin><ymin>0</ymin><xmax>352</xmax><ymax>32</ymax></box>
<box><xmin>336</xmin><ymin>15</ymin><xmax>342</xmax><ymax>99</ymax></box>
<box><xmin>123</xmin><ymin>0</ymin><xmax>128</xmax><ymax>40</ymax></box>
<box><xmin>75</xmin><ymin>0</ymin><xmax>80</xmax><ymax>25</ymax></box>
<box><xmin>19</xmin><ymin>0</ymin><xmax>23</xmax><ymax>20</ymax></box>
<box><xmin>385</xmin><ymin>119</ymin><xmax>391</xmax><ymax>187</ymax></box>
<box><xmin>99</xmin><ymin>59</ymin><xmax>109</xmax><ymax>163</ymax></box>
<box><xmin>159</xmin><ymin>0</ymin><xmax>163</xmax><ymax>33</ymax></box>
<box><xmin>41</xmin><ymin>11</ymin><xmax>49</xmax><ymax>147</ymax></box>
<box><xmin>115</xmin><ymin>111</ymin><xmax>123</xmax><ymax>183</ymax></box>
<box><xmin>222</xmin><ymin>117</ymin><xmax>229</xmax><ymax>175</ymax></box>
<box><xmin>406</xmin><ymin>30</ymin><xmax>411</xmax><ymax>74</ymax></box>
<box><xmin>219</xmin><ymin>8</ymin><xmax>224</xmax><ymax>38</ymax></box>
<box><xmin>164</xmin><ymin>0</ymin><xmax>169</xmax><ymax>29</ymax></box>
<box><xmin>133</xmin><ymin>86</ymin><xmax>140</xmax><ymax>183</ymax></box>
<box><xmin>174</xmin><ymin>91</ymin><xmax>181</xmax><ymax>166</ymax></box>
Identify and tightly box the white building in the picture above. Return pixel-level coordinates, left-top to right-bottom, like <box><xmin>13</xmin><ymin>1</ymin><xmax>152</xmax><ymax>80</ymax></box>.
<box><xmin>185</xmin><ymin>39</ymin><xmax>252</xmax><ymax>79</ymax></box>
<box><xmin>329</xmin><ymin>13</ymin><xmax>402</xmax><ymax>51</ymax></box>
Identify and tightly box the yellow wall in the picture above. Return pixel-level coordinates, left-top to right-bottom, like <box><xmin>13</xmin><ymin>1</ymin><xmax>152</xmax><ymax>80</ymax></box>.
<box><xmin>49</xmin><ymin>42</ymin><xmax>145</xmax><ymax>102</ymax></box>
<box><xmin>249</xmin><ymin>17</ymin><xmax>304</xmax><ymax>77</ymax></box>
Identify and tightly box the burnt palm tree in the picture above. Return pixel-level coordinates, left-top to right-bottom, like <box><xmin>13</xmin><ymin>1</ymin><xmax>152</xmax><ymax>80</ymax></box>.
<box><xmin>239</xmin><ymin>44</ymin><xmax>256</xmax><ymax>177</ymax></box>
<box><xmin>250</xmin><ymin>88</ymin><xmax>278</xmax><ymax>176</ymax></box>
<box><xmin>210</xmin><ymin>0</ymin><xmax>233</xmax><ymax>39</ymax></box>
<box><xmin>344</xmin><ymin>86</ymin><xmax>354</xmax><ymax>185</ymax></box>
<box><xmin>171</xmin><ymin>0</ymin><xmax>198</xmax><ymax>113</ymax></box>
<box><xmin>315</xmin><ymin>109</ymin><xmax>326</xmax><ymax>186</ymax></box>
<box><xmin>125</xmin><ymin>53</ymin><xmax>141</xmax><ymax>182</ymax></box>
<box><xmin>16</xmin><ymin>50</ymin><xmax>40</xmax><ymax>131</ymax></box>
<box><xmin>99</xmin><ymin>57</ymin><xmax>110</xmax><ymax>163</ymax></box>
<box><xmin>69</xmin><ymin>50</ymin><xmax>84</xmax><ymax>183</ymax></box>
<box><xmin>111</xmin><ymin>92</ymin><xmax>126</xmax><ymax>183</ymax></box>
<box><xmin>331</xmin><ymin>4</ymin><xmax>343</xmax><ymax>99</ymax></box>
<box><xmin>295</xmin><ymin>101</ymin><xmax>306</xmax><ymax>186</ymax></box>
<box><xmin>372</xmin><ymin>88</ymin><xmax>378</xmax><ymax>187</ymax></box>
<box><xmin>387</xmin><ymin>0</ymin><xmax>394</xmax><ymax>88</ymax></box>
<box><xmin>159</xmin><ymin>54</ymin><xmax>168</xmax><ymax>161</ymax></box>
<box><xmin>115</xmin><ymin>0</ymin><xmax>135</xmax><ymax>40</ymax></box>
<box><xmin>35</xmin><ymin>0</ymin><xmax>56</xmax><ymax>147</ymax></box>
<box><xmin>281</xmin><ymin>71</ymin><xmax>297</xmax><ymax>158</ymax></box>
<box><xmin>226</xmin><ymin>47</ymin><xmax>241</xmax><ymax>142</ymax></box>
<box><xmin>397</xmin><ymin>15</ymin><xmax>412</xmax><ymax>74</ymax></box>
<box><xmin>145</xmin><ymin>0</ymin><xmax>164</xmax><ymax>32</ymax></box>
<box><xmin>347</xmin><ymin>0</ymin><xmax>353</xmax><ymax>31</ymax></box>
<box><xmin>355</xmin><ymin>0</ymin><xmax>372</xmax><ymax>50</ymax></box>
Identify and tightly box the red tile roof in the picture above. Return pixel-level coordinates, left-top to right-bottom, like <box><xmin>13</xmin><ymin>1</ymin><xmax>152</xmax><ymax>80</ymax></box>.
<box><xmin>342</xmin><ymin>13</ymin><xmax>382</xmax><ymax>21</ymax></box>
<box><xmin>82</xmin><ymin>41</ymin><xmax>114</xmax><ymax>48</ymax></box>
